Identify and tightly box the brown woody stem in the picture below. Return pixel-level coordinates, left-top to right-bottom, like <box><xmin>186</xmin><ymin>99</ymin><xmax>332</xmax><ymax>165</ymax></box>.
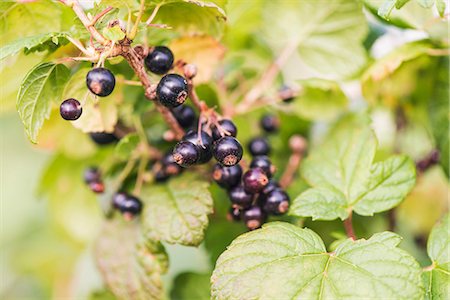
<box><xmin>344</xmin><ymin>212</ymin><xmax>356</xmax><ymax>240</ymax></box>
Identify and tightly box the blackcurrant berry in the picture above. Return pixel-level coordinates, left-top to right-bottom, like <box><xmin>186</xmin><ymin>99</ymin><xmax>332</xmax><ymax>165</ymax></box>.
<box><xmin>212</xmin><ymin>119</ymin><xmax>238</xmax><ymax>140</ymax></box>
<box><xmin>60</xmin><ymin>98</ymin><xmax>82</xmax><ymax>120</ymax></box>
<box><xmin>279</xmin><ymin>85</ymin><xmax>295</xmax><ymax>103</ymax></box>
<box><xmin>261</xmin><ymin>180</ymin><xmax>280</xmax><ymax>195</ymax></box>
<box><xmin>243</xmin><ymin>205</ymin><xmax>267</xmax><ymax>230</ymax></box>
<box><xmin>156</xmin><ymin>74</ymin><xmax>188</xmax><ymax>108</ymax></box>
<box><xmin>213</xmin><ymin>136</ymin><xmax>243</xmax><ymax>166</ymax></box>
<box><xmin>260</xmin><ymin>114</ymin><xmax>280</xmax><ymax>133</ymax></box>
<box><xmin>84</xmin><ymin>167</ymin><xmax>101</xmax><ymax>184</ymax></box>
<box><xmin>243</xmin><ymin>167</ymin><xmax>269</xmax><ymax>194</ymax></box>
<box><xmin>173</xmin><ymin>141</ymin><xmax>199</xmax><ymax>167</ymax></box>
<box><xmin>250</xmin><ymin>156</ymin><xmax>276</xmax><ymax>178</ymax></box>
<box><xmin>119</xmin><ymin>195</ymin><xmax>143</xmax><ymax>217</ymax></box>
<box><xmin>183</xmin><ymin>130</ymin><xmax>213</xmax><ymax>164</ymax></box>
<box><xmin>154</xmin><ymin>169</ymin><xmax>170</xmax><ymax>182</ymax></box>
<box><xmin>89</xmin><ymin>132</ymin><xmax>118</xmax><ymax>145</ymax></box>
<box><xmin>144</xmin><ymin>46</ymin><xmax>174</xmax><ymax>75</ymax></box>
<box><xmin>227</xmin><ymin>206</ymin><xmax>242</xmax><ymax>222</ymax></box>
<box><xmin>86</xmin><ymin>67</ymin><xmax>116</xmax><ymax>97</ymax></box>
<box><xmin>248</xmin><ymin>137</ymin><xmax>271</xmax><ymax>156</ymax></box>
<box><xmin>228</xmin><ymin>185</ymin><xmax>253</xmax><ymax>208</ymax></box>
<box><xmin>112</xmin><ymin>192</ymin><xmax>127</xmax><ymax>209</ymax></box>
<box><xmin>88</xmin><ymin>181</ymin><xmax>105</xmax><ymax>193</ymax></box>
<box><xmin>161</xmin><ymin>151</ymin><xmax>183</xmax><ymax>175</ymax></box>
<box><xmin>263</xmin><ymin>189</ymin><xmax>290</xmax><ymax>215</ymax></box>
<box><xmin>172</xmin><ymin>105</ymin><xmax>196</xmax><ymax>129</ymax></box>
<box><xmin>212</xmin><ymin>163</ymin><xmax>243</xmax><ymax>190</ymax></box>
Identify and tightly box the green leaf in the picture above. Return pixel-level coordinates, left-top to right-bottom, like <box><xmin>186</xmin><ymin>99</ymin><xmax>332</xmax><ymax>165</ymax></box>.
<box><xmin>0</xmin><ymin>32</ymin><xmax>69</xmax><ymax>60</ymax></box>
<box><xmin>17</xmin><ymin>62</ymin><xmax>70</xmax><ymax>143</ymax></box>
<box><xmin>262</xmin><ymin>0</ymin><xmax>368</xmax><ymax>79</ymax></box>
<box><xmin>141</xmin><ymin>173</ymin><xmax>213</xmax><ymax>246</ymax></box>
<box><xmin>170</xmin><ymin>272</ymin><xmax>210</xmax><ymax>300</ymax></box>
<box><xmin>211</xmin><ymin>222</ymin><xmax>423</xmax><ymax>299</ymax></box>
<box><xmin>102</xmin><ymin>25</ymin><xmax>126</xmax><ymax>42</ymax></box>
<box><xmin>288</xmin><ymin>79</ymin><xmax>348</xmax><ymax>121</ymax></box>
<box><xmin>423</xmin><ymin>214</ymin><xmax>450</xmax><ymax>300</ymax></box>
<box><xmin>95</xmin><ymin>219</ymin><xmax>168</xmax><ymax>300</ymax></box>
<box><xmin>114</xmin><ymin>133</ymin><xmax>140</xmax><ymax>160</ymax></box>
<box><xmin>290</xmin><ymin>114</ymin><xmax>416</xmax><ymax>220</ymax></box>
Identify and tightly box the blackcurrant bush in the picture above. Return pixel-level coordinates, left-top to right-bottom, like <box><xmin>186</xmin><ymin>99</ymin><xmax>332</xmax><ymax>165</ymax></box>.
<box><xmin>89</xmin><ymin>132</ymin><xmax>118</xmax><ymax>145</ymax></box>
<box><xmin>183</xmin><ymin>130</ymin><xmax>213</xmax><ymax>164</ymax></box>
<box><xmin>86</xmin><ymin>67</ymin><xmax>116</xmax><ymax>97</ymax></box>
<box><xmin>260</xmin><ymin>114</ymin><xmax>280</xmax><ymax>133</ymax></box>
<box><xmin>263</xmin><ymin>189</ymin><xmax>290</xmax><ymax>215</ymax></box>
<box><xmin>173</xmin><ymin>141</ymin><xmax>199</xmax><ymax>167</ymax></box>
<box><xmin>144</xmin><ymin>46</ymin><xmax>174</xmax><ymax>75</ymax></box>
<box><xmin>60</xmin><ymin>98</ymin><xmax>82</xmax><ymax>120</ymax></box>
<box><xmin>119</xmin><ymin>195</ymin><xmax>143</xmax><ymax>217</ymax></box>
<box><xmin>172</xmin><ymin>105</ymin><xmax>196</xmax><ymax>129</ymax></box>
<box><xmin>228</xmin><ymin>185</ymin><xmax>253</xmax><ymax>208</ymax></box>
<box><xmin>250</xmin><ymin>156</ymin><xmax>276</xmax><ymax>178</ymax></box>
<box><xmin>84</xmin><ymin>167</ymin><xmax>101</xmax><ymax>184</ymax></box>
<box><xmin>243</xmin><ymin>167</ymin><xmax>269</xmax><ymax>194</ymax></box>
<box><xmin>212</xmin><ymin>163</ymin><xmax>243</xmax><ymax>190</ymax></box>
<box><xmin>213</xmin><ymin>136</ymin><xmax>243</xmax><ymax>166</ymax></box>
<box><xmin>227</xmin><ymin>206</ymin><xmax>242</xmax><ymax>222</ymax></box>
<box><xmin>248</xmin><ymin>137</ymin><xmax>271</xmax><ymax>156</ymax></box>
<box><xmin>243</xmin><ymin>205</ymin><xmax>267</xmax><ymax>230</ymax></box>
<box><xmin>212</xmin><ymin>119</ymin><xmax>238</xmax><ymax>140</ymax></box>
<box><xmin>88</xmin><ymin>181</ymin><xmax>105</xmax><ymax>194</ymax></box>
<box><xmin>156</xmin><ymin>74</ymin><xmax>188</xmax><ymax>108</ymax></box>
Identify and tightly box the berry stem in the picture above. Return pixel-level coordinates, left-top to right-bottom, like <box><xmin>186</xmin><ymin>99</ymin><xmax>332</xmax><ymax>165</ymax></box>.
<box><xmin>133</xmin><ymin>156</ymin><xmax>149</xmax><ymax>195</ymax></box>
<box><xmin>113</xmin><ymin>157</ymin><xmax>137</xmax><ymax>191</ymax></box>
<box><xmin>279</xmin><ymin>135</ymin><xmax>307</xmax><ymax>189</ymax></box>
<box><xmin>146</xmin><ymin>2</ymin><xmax>163</xmax><ymax>26</ymax></box>
<box><xmin>343</xmin><ymin>212</ymin><xmax>356</xmax><ymax>241</ymax></box>
<box><xmin>89</xmin><ymin>6</ymin><xmax>114</xmax><ymax>26</ymax></box>
<box><xmin>129</xmin><ymin>0</ymin><xmax>145</xmax><ymax>39</ymax></box>
<box><xmin>187</xmin><ymin>79</ymin><xmax>204</xmax><ymax>112</ymax></box>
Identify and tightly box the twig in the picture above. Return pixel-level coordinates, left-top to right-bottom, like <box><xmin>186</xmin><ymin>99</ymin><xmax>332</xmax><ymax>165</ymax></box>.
<box><xmin>89</xmin><ymin>6</ymin><xmax>114</xmax><ymax>26</ymax></box>
<box><xmin>59</xmin><ymin>0</ymin><xmax>109</xmax><ymax>45</ymax></box>
<box><xmin>133</xmin><ymin>156</ymin><xmax>148</xmax><ymax>195</ymax></box>
<box><xmin>129</xmin><ymin>0</ymin><xmax>145</xmax><ymax>39</ymax></box>
<box><xmin>343</xmin><ymin>212</ymin><xmax>356</xmax><ymax>240</ymax></box>
<box><xmin>235</xmin><ymin>40</ymin><xmax>299</xmax><ymax>114</ymax></box>
<box><xmin>113</xmin><ymin>157</ymin><xmax>137</xmax><ymax>191</ymax></box>
<box><xmin>187</xmin><ymin>79</ymin><xmax>204</xmax><ymax>111</ymax></box>
<box><xmin>146</xmin><ymin>3</ymin><xmax>163</xmax><ymax>25</ymax></box>
<box><xmin>279</xmin><ymin>135</ymin><xmax>307</xmax><ymax>189</ymax></box>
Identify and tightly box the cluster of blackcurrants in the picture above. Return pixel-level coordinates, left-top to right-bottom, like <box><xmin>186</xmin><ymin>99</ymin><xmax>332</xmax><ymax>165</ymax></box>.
<box><xmin>84</xmin><ymin>166</ymin><xmax>143</xmax><ymax>219</ymax></box>
<box><xmin>213</xmin><ymin>114</ymin><xmax>289</xmax><ymax>230</ymax></box>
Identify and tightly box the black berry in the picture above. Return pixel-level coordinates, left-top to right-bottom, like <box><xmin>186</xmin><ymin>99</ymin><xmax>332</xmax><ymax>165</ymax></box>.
<box><xmin>88</xmin><ymin>181</ymin><xmax>105</xmax><ymax>193</ymax></box>
<box><xmin>144</xmin><ymin>46</ymin><xmax>174</xmax><ymax>75</ymax></box>
<box><xmin>173</xmin><ymin>141</ymin><xmax>199</xmax><ymax>167</ymax></box>
<box><xmin>227</xmin><ymin>207</ymin><xmax>242</xmax><ymax>222</ymax></box>
<box><xmin>119</xmin><ymin>195</ymin><xmax>143</xmax><ymax>218</ymax></box>
<box><xmin>212</xmin><ymin>119</ymin><xmax>238</xmax><ymax>140</ymax></box>
<box><xmin>161</xmin><ymin>151</ymin><xmax>183</xmax><ymax>176</ymax></box>
<box><xmin>89</xmin><ymin>132</ymin><xmax>118</xmax><ymax>145</ymax></box>
<box><xmin>183</xmin><ymin>130</ymin><xmax>213</xmax><ymax>164</ymax></box>
<box><xmin>248</xmin><ymin>137</ymin><xmax>271</xmax><ymax>156</ymax></box>
<box><xmin>243</xmin><ymin>168</ymin><xmax>269</xmax><ymax>194</ymax></box>
<box><xmin>250</xmin><ymin>156</ymin><xmax>276</xmax><ymax>178</ymax></box>
<box><xmin>228</xmin><ymin>185</ymin><xmax>253</xmax><ymax>208</ymax></box>
<box><xmin>261</xmin><ymin>180</ymin><xmax>280</xmax><ymax>195</ymax></box>
<box><xmin>84</xmin><ymin>167</ymin><xmax>101</xmax><ymax>184</ymax></box>
<box><xmin>279</xmin><ymin>85</ymin><xmax>295</xmax><ymax>103</ymax></box>
<box><xmin>260</xmin><ymin>114</ymin><xmax>280</xmax><ymax>133</ymax></box>
<box><xmin>263</xmin><ymin>189</ymin><xmax>290</xmax><ymax>215</ymax></box>
<box><xmin>243</xmin><ymin>205</ymin><xmax>266</xmax><ymax>230</ymax></box>
<box><xmin>172</xmin><ymin>105</ymin><xmax>196</xmax><ymax>129</ymax></box>
<box><xmin>212</xmin><ymin>163</ymin><xmax>242</xmax><ymax>190</ymax></box>
<box><xmin>112</xmin><ymin>192</ymin><xmax>127</xmax><ymax>209</ymax></box>
<box><xmin>213</xmin><ymin>136</ymin><xmax>243</xmax><ymax>166</ymax></box>
<box><xmin>154</xmin><ymin>169</ymin><xmax>170</xmax><ymax>182</ymax></box>
<box><xmin>60</xmin><ymin>98</ymin><xmax>82</xmax><ymax>120</ymax></box>
<box><xmin>156</xmin><ymin>74</ymin><xmax>188</xmax><ymax>108</ymax></box>
<box><xmin>86</xmin><ymin>67</ymin><xmax>115</xmax><ymax>97</ymax></box>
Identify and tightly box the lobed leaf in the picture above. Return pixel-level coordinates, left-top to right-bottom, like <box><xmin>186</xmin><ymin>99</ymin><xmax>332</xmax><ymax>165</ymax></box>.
<box><xmin>211</xmin><ymin>222</ymin><xmax>424</xmax><ymax>300</ymax></box>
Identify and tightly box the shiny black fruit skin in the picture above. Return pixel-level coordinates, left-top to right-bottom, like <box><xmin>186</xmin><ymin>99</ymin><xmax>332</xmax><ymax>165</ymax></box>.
<box><xmin>172</xmin><ymin>105</ymin><xmax>196</xmax><ymax>129</ymax></box>
<box><xmin>250</xmin><ymin>155</ymin><xmax>275</xmax><ymax>178</ymax></box>
<box><xmin>260</xmin><ymin>114</ymin><xmax>280</xmax><ymax>133</ymax></box>
<box><xmin>212</xmin><ymin>163</ymin><xmax>243</xmax><ymax>190</ymax></box>
<box><xmin>243</xmin><ymin>167</ymin><xmax>269</xmax><ymax>194</ymax></box>
<box><xmin>144</xmin><ymin>46</ymin><xmax>174</xmax><ymax>75</ymax></box>
<box><xmin>183</xmin><ymin>130</ymin><xmax>213</xmax><ymax>164</ymax></box>
<box><xmin>86</xmin><ymin>67</ymin><xmax>116</xmax><ymax>97</ymax></box>
<box><xmin>161</xmin><ymin>151</ymin><xmax>183</xmax><ymax>176</ymax></box>
<box><xmin>173</xmin><ymin>141</ymin><xmax>199</xmax><ymax>167</ymax></box>
<box><xmin>212</xmin><ymin>119</ymin><xmax>238</xmax><ymax>140</ymax></box>
<box><xmin>89</xmin><ymin>132</ymin><xmax>118</xmax><ymax>145</ymax></box>
<box><xmin>248</xmin><ymin>137</ymin><xmax>271</xmax><ymax>156</ymax></box>
<box><xmin>119</xmin><ymin>195</ymin><xmax>143</xmax><ymax>216</ymax></box>
<box><xmin>112</xmin><ymin>192</ymin><xmax>128</xmax><ymax>209</ymax></box>
<box><xmin>228</xmin><ymin>185</ymin><xmax>253</xmax><ymax>208</ymax></box>
<box><xmin>243</xmin><ymin>205</ymin><xmax>267</xmax><ymax>230</ymax></box>
<box><xmin>60</xmin><ymin>98</ymin><xmax>82</xmax><ymax>120</ymax></box>
<box><xmin>156</xmin><ymin>74</ymin><xmax>188</xmax><ymax>108</ymax></box>
<box><xmin>261</xmin><ymin>180</ymin><xmax>280</xmax><ymax>195</ymax></box>
<box><xmin>84</xmin><ymin>167</ymin><xmax>101</xmax><ymax>184</ymax></box>
<box><xmin>213</xmin><ymin>136</ymin><xmax>243</xmax><ymax>166</ymax></box>
<box><xmin>263</xmin><ymin>189</ymin><xmax>290</xmax><ymax>215</ymax></box>
<box><xmin>227</xmin><ymin>207</ymin><xmax>242</xmax><ymax>222</ymax></box>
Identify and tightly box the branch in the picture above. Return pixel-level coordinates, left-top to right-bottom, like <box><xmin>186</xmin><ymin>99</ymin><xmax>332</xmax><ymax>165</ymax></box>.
<box><xmin>279</xmin><ymin>135</ymin><xmax>307</xmax><ymax>189</ymax></box>
<box><xmin>129</xmin><ymin>0</ymin><xmax>145</xmax><ymax>39</ymax></box>
<box><xmin>90</xmin><ymin>6</ymin><xmax>114</xmax><ymax>26</ymax></box>
<box><xmin>59</xmin><ymin>0</ymin><xmax>109</xmax><ymax>45</ymax></box>
<box><xmin>343</xmin><ymin>212</ymin><xmax>356</xmax><ymax>240</ymax></box>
